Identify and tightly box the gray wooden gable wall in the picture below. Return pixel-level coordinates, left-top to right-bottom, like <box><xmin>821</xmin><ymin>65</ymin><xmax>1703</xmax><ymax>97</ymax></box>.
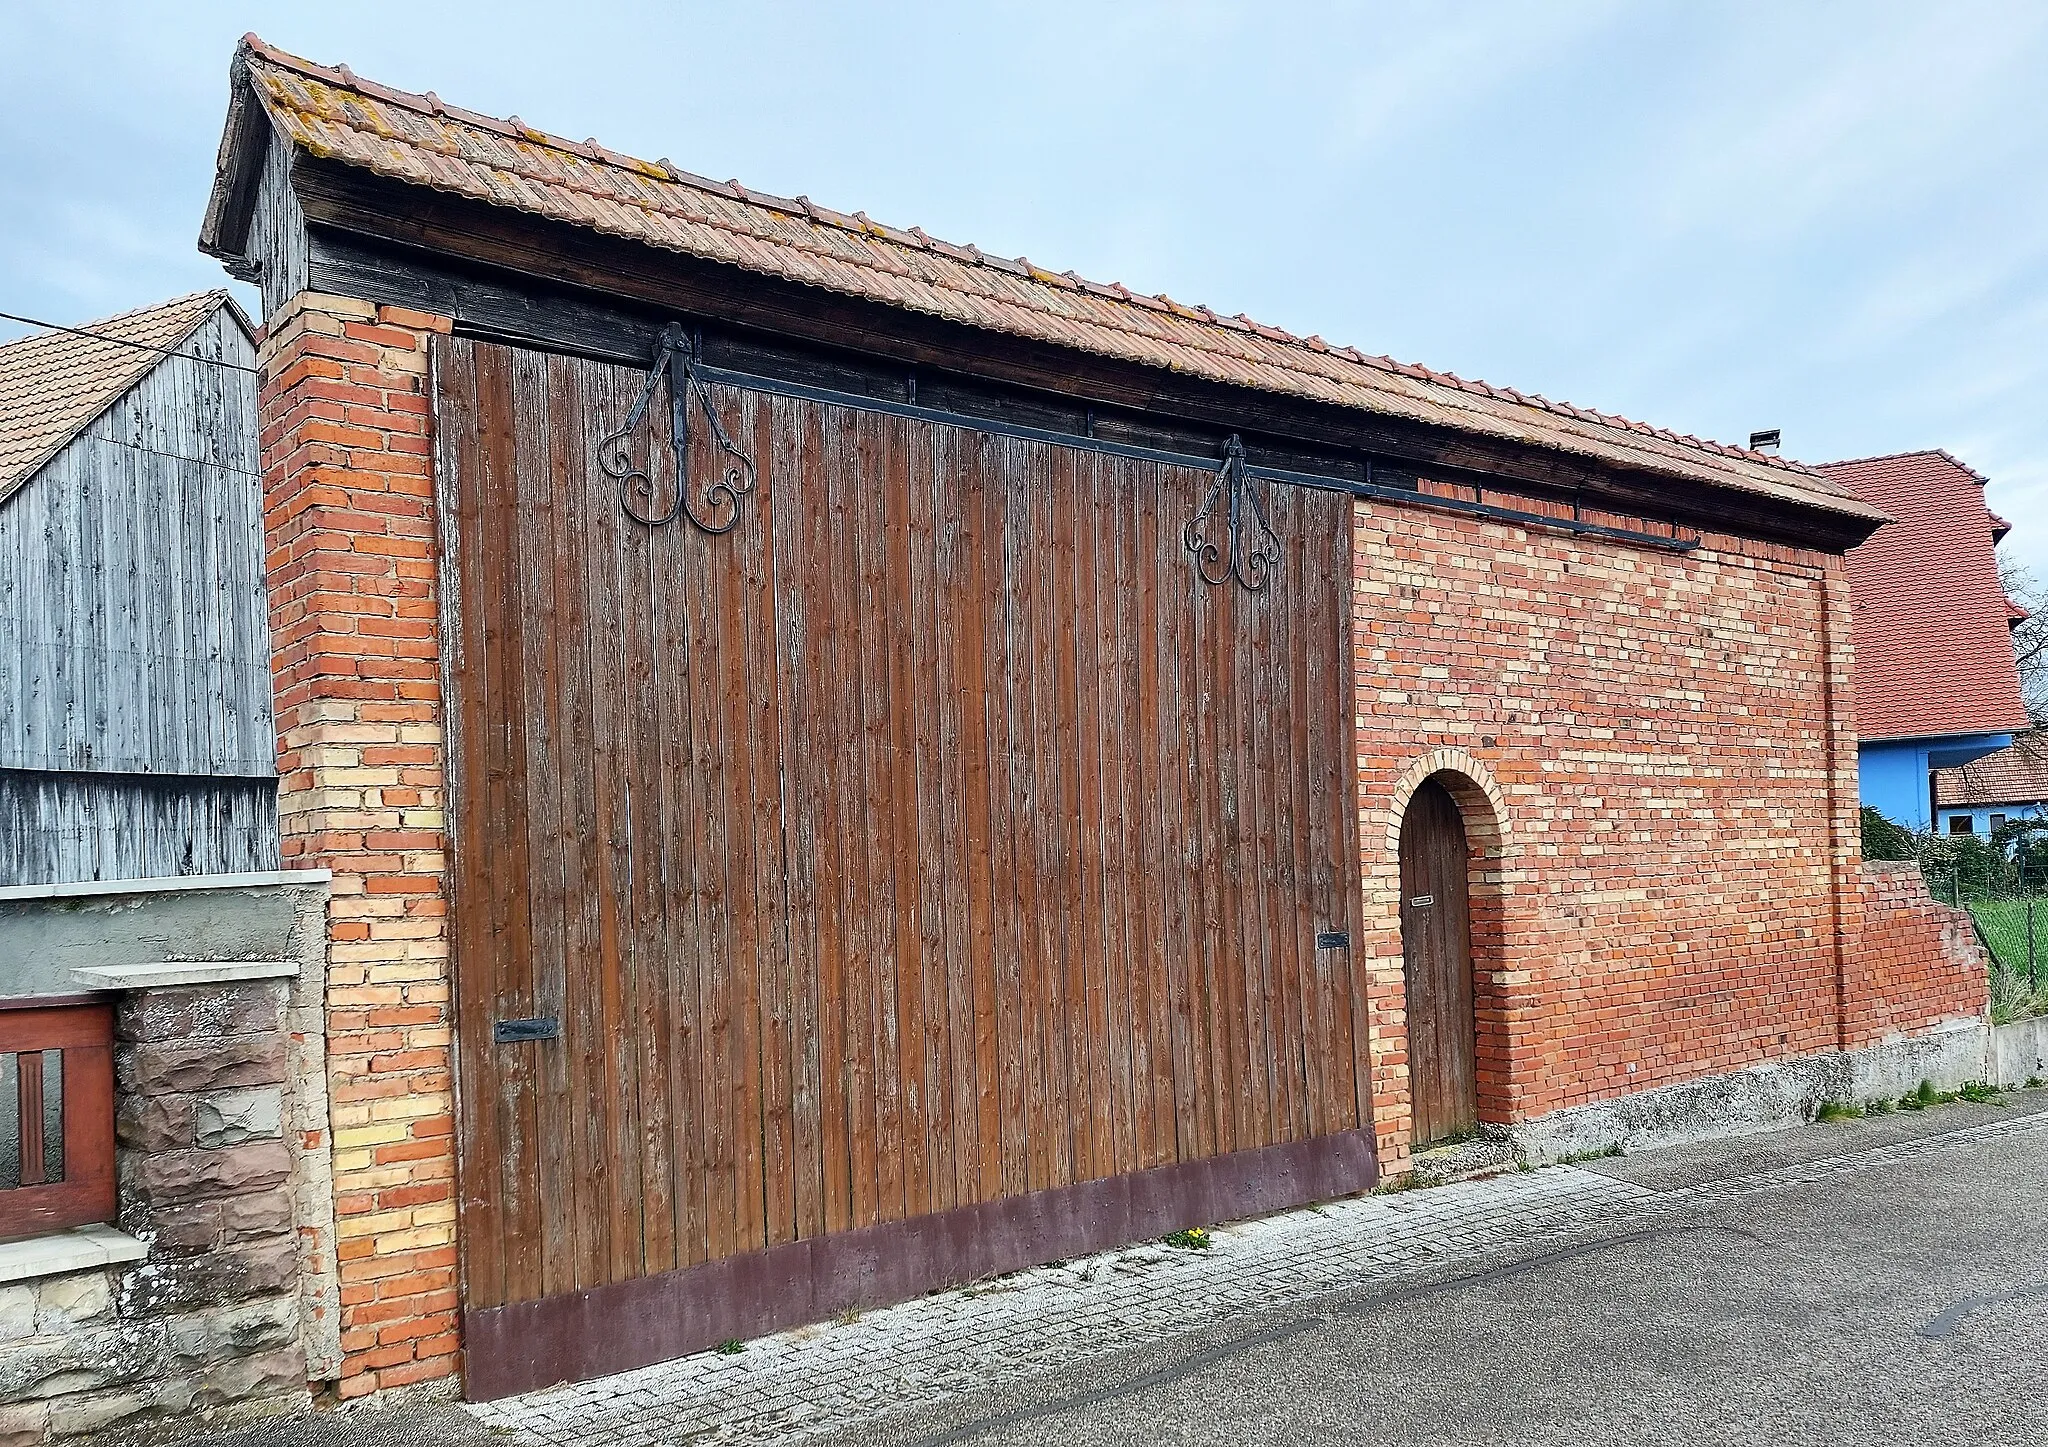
<box><xmin>0</xmin><ymin>306</ymin><xmax>279</xmax><ymax>885</ymax></box>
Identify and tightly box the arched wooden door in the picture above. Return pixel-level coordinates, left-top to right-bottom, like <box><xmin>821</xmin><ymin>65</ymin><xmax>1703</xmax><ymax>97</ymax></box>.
<box><xmin>1399</xmin><ymin>778</ymin><xmax>1477</xmax><ymax>1145</ymax></box>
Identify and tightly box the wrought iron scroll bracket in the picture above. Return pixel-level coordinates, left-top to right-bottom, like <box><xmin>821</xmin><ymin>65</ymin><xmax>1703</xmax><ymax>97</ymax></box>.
<box><xmin>597</xmin><ymin>323</ymin><xmax>757</xmax><ymax>533</ymax></box>
<box><xmin>1184</xmin><ymin>434</ymin><xmax>1281</xmax><ymax>591</ymax></box>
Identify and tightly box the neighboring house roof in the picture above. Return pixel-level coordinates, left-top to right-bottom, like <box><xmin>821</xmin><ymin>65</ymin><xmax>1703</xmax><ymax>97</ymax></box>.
<box><xmin>0</xmin><ymin>291</ymin><xmax>239</xmax><ymax>507</ymax></box>
<box><xmin>202</xmin><ymin>35</ymin><xmax>1884</xmax><ymax>530</ymax></box>
<box><xmin>1935</xmin><ymin>733</ymin><xmax>2048</xmax><ymax>809</ymax></box>
<box><xmin>1822</xmin><ymin>449</ymin><xmax>2030</xmax><ymax>743</ymax></box>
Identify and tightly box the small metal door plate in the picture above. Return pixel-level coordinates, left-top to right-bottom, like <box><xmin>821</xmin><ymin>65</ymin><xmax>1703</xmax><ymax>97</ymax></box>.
<box><xmin>494</xmin><ymin>1016</ymin><xmax>560</xmax><ymax>1044</ymax></box>
<box><xmin>1315</xmin><ymin>930</ymin><xmax>1349</xmax><ymax>950</ymax></box>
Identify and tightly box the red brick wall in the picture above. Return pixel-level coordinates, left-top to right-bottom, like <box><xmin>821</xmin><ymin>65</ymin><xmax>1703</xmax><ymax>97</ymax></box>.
<box><xmin>1351</xmin><ymin>497</ymin><xmax>1987</xmax><ymax>1171</ymax></box>
<box><xmin>258</xmin><ymin>294</ymin><xmax>459</xmax><ymax>1397</ymax></box>
<box><xmin>1842</xmin><ymin>860</ymin><xmax>1990</xmax><ymax>1047</ymax></box>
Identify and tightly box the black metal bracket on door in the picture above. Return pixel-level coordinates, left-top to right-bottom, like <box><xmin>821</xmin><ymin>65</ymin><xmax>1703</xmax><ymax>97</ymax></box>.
<box><xmin>493</xmin><ymin>1016</ymin><xmax>560</xmax><ymax>1044</ymax></box>
<box><xmin>597</xmin><ymin>322</ymin><xmax>757</xmax><ymax>532</ymax></box>
<box><xmin>1185</xmin><ymin>434</ymin><xmax>1282</xmax><ymax>591</ymax></box>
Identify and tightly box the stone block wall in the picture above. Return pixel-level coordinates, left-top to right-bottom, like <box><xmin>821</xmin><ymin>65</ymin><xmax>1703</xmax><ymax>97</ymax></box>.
<box><xmin>258</xmin><ymin>294</ymin><xmax>458</xmax><ymax>1397</ymax></box>
<box><xmin>0</xmin><ymin>978</ymin><xmax>310</xmax><ymax>1443</ymax></box>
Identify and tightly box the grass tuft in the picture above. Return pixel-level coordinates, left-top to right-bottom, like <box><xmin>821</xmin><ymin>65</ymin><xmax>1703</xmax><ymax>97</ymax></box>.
<box><xmin>1557</xmin><ymin>1143</ymin><xmax>1625</xmax><ymax>1165</ymax></box>
<box><xmin>1163</xmin><ymin>1227</ymin><xmax>1213</xmax><ymax>1251</ymax></box>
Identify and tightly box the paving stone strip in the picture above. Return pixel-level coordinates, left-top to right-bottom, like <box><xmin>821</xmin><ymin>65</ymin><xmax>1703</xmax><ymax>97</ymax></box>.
<box><xmin>462</xmin><ymin>1110</ymin><xmax>2048</xmax><ymax>1447</ymax></box>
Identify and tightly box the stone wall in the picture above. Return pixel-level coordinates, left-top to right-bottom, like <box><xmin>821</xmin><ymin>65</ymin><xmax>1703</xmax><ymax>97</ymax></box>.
<box><xmin>0</xmin><ymin>974</ymin><xmax>307</xmax><ymax>1442</ymax></box>
<box><xmin>0</xmin><ymin>875</ymin><xmax>337</xmax><ymax>1444</ymax></box>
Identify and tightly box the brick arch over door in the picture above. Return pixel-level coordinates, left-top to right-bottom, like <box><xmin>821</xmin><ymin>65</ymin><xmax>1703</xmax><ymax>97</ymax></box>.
<box><xmin>1366</xmin><ymin>753</ymin><xmax>1513</xmax><ymax>1155</ymax></box>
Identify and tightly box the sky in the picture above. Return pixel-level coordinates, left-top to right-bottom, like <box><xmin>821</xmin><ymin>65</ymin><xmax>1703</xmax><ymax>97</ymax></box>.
<box><xmin>4</xmin><ymin>2</ymin><xmax>2047</xmax><ymax>569</ymax></box>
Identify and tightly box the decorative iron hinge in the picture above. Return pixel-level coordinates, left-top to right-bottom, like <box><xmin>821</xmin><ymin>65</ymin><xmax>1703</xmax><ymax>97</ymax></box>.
<box><xmin>1184</xmin><ymin>434</ymin><xmax>1281</xmax><ymax>591</ymax></box>
<box><xmin>598</xmin><ymin>323</ymin><xmax>757</xmax><ymax>533</ymax></box>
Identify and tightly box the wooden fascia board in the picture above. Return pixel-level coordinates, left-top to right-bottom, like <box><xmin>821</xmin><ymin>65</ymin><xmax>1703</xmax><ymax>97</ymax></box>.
<box><xmin>197</xmin><ymin>56</ymin><xmax>271</xmax><ymax>274</ymax></box>
<box><xmin>287</xmin><ymin>155</ymin><xmax>1880</xmax><ymax>554</ymax></box>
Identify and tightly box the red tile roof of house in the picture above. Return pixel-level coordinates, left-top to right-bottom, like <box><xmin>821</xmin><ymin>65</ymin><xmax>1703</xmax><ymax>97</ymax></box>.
<box><xmin>203</xmin><ymin>36</ymin><xmax>1885</xmax><ymax>529</ymax></box>
<box><xmin>0</xmin><ymin>291</ymin><xmax>234</xmax><ymax>506</ymax></box>
<box><xmin>1935</xmin><ymin>732</ymin><xmax>2048</xmax><ymax>808</ymax></box>
<box><xmin>1821</xmin><ymin>450</ymin><xmax>2029</xmax><ymax>742</ymax></box>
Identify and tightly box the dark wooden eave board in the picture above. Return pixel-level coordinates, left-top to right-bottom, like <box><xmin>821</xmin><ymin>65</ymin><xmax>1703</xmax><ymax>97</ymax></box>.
<box><xmin>284</xmin><ymin>153</ymin><xmax>1878</xmax><ymax>552</ymax></box>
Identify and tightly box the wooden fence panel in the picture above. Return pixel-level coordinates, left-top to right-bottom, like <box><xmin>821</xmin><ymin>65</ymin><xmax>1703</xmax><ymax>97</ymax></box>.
<box><xmin>435</xmin><ymin>337</ymin><xmax>1371</xmax><ymax>1387</ymax></box>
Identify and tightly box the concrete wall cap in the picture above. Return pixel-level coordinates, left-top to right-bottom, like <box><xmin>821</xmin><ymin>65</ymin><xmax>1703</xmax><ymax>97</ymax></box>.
<box><xmin>72</xmin><ymin>960</ymin><xmax>299</xmax><ymax>992</ymax></box>
<box><xmin>0</xmin><ymin>1225</ymin><xmax>147</xmax><ymax>1286</ymax></box>
<box><xmin>0</xmin><ymin>869</ymin><xmax>331</xmax><ymax>903</ymax></box>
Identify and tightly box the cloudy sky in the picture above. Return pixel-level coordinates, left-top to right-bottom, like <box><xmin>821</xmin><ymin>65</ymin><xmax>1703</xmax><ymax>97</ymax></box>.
<box><xmin>5</xmin><ymin>2</ymin><xmax>2046</xmax><ymax>566</ymax></box>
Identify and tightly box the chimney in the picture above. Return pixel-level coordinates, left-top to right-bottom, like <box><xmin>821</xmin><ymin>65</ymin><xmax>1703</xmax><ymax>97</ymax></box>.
<box><xmin>1748</xmin><ymin>429</ymin><xmax>1781</xmax><ymax>454</ymax></box>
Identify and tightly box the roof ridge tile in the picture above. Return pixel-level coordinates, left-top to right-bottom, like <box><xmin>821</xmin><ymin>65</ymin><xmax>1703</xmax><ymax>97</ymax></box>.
<box><xmin>226</xmin><ymin>36</ymin><xmax>1871</xmax><ymax>509</ymax></box>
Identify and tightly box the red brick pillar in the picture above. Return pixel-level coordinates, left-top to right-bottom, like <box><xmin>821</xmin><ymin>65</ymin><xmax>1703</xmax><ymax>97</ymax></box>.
<box><xmin>258</xmin><ymin>293</ymin><xmax>460</xmax><ymax>1397</ymax></box>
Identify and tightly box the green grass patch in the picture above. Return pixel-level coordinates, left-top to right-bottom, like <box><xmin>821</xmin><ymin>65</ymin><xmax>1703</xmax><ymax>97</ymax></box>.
<box><xmin>1816</xmin><ymin>1098</ymin><xmax>1863</xmax><ymax>1122</ymax></box>
<box><xmin>1163</xmin><ymin>1227</ymin><xmax>1213</xmax><ymax>1250</ymax></box>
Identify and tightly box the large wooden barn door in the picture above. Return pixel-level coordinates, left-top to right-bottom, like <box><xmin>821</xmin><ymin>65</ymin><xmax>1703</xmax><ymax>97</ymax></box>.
<box><xmin>432</xmin><ymin>336</ymin><xmax>1370</xmax><ymax>1395</ymax></box>
<box><xmin>1399</xmin><ymin>779</ymin><xmax>1477</xmax><ymax>1146</ymax></box>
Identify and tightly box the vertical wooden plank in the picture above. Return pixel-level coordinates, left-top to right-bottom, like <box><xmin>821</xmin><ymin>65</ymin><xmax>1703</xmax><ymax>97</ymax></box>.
<box><xmin>717</xmin><ymin>387</ymin><xmax>770</xmax><ymax>1256</ymax></box>
<box><xmin>655</xmin><ymin>384</ymin><xmax>706</xmax><ymax>1274</ymax></box>
<box><xmin>926</xmin><ymin>422</ymin><xmax>981</xmax><ymax>1208</ymax></box>
<box><xmin>511</xmin><ymin>349</ymin><xmax>573</xmax><ymax>1297</ymax></box>
<box><xmin>901</xmin><ymin>413</ymin><xmax>955</xmax><ymax>1216</ymax></box>
<box><xmin>818</xmin><ymin>402</ymin><xmax>863</xmax><ymax>1235</ymax></box>
<box><xmin>435</xmin><ymin>336</ymin><xmax>504</xmax><ymax>1310</ymax></box>
<box><xmin>1127</xmin><ymin>460</ymin><xmax>1174</xmax><ymax>1168</ymax></box>
<box><xmin>1007</xmin><ymin>436</ymin><xmax>1053</xmax><ymax>1192</ymax></box>
<box><xmin>616</xmin><ymin>362</ymin><xmax>678</xmax><ymax>1282</ymax></box>
<box><xmin>1147</xmin><ymin>461</ymin><xmax>1200</xmax><ymax>1164</ymax></box>
<box><xmin>845</xmin><ymin>409</ymin><xmax>895</xmax><ymax>1229</ymax></box>
<box><xmin>1039</xmin><ymin>438</ymin><xmax>1083</xmax><ymax>1186</ymax></box>
<box><xmin>1237</xmin><ymin>485</ymin><xmax>1282</xmax><ymax>1149</ymax></box>
<box><xmin>486</xmin><ymin>342</ymin><xmax>542</xmax><ymax>1309</ymax></box>
<box><xmin>987</xmin><ymin>432</ymin><xmax>1031</xmax><ymax>1198</ymax></box>
<box><xmin>1279</xmin><ymin>490</ymin><xmax>1325</xmax><ymax>1142</ymax></box>
<box><xmin>1180</xmin><ymin>462</ymin><xmax>1228</xmax><ymax>1162</ymax></box>
<box><xmin>542</xmin><ymin>354</ymin><xmax>610</xmax><ymax>1292</ymax></box>
<box><xmin>953</xmin><ymin>427</ymin><xmax>1006</xmax><ymax>1205</ymax></box>
<box><xmin>877</xmin><ymin>411</ymin><xmax>926</xmax><ymax>1224</ymax></box>
<box><xmin>746</xmin><ymin>392</ymin><xmax>798</xmax><ymax>1248</ymax></box>
<box><xmin>582</xmin><ymin>360</ymin><xmax>648</xmax><ymax>1283</ymax></box>
<box><xmin>695</xmin><ymin>390</ymin><xmax>746</xmax><ymax>1265</ymax></box>
<box><xmin>1306</xmin><ymin>491</ymin><xmax>1361</xmax><ymax>1132</ymax></box>
<box><xmin>1258</xmin><ymin>484</ymin><xmax>1303</xmax><ymax>1144</ymax></box>
<box><xmin>1069</xmin><ymin>448</ymin><xmax>1120</xmax><ymax>1180</ymax></box>
<box><xmin>781</xmin><ymin>394</ymin><xmax>832</xmax><ymax>1240</ymax></box>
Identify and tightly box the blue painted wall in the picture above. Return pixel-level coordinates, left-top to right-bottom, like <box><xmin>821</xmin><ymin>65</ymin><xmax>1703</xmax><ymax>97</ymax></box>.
<box><xmin>1937</xmin><ymin>801</ymin><xmax>2047</xmax><ymax>837</ymax></box>
<box><xmin>1858</xmin><ymin>732</ymin><xmax>2015</xmax><ymax>830</ymax></box>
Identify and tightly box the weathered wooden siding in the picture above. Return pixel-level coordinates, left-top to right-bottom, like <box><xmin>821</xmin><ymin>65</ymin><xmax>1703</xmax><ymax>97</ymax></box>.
<box><xmin>249</xmin><ymin>136</ymin><xmax>309</xmax><ymax>321</ymax></box>
<box><xmin>0</xmin><ymin>770</ymin><xmax>278</xmax><ymax>886</ymax></box>
<box><xmin>437</xmin><ymin>338</ymin><xmax>1368</xmax><ymax>1367</ymax></box>
<box><xmin>0</xmin><ymin>309</ymin><xmax>271</xmax><ymax>779</ymax></box>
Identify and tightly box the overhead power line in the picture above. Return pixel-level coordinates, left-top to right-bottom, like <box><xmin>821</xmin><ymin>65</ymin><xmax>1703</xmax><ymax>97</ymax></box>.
<box><xmin>0</xmin><ymin>307</ymin><xmax>262</xmax><ymax>376</ymax></box>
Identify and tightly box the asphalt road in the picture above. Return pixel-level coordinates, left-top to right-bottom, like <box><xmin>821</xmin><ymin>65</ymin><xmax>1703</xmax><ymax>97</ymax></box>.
<box><xmin>831</xmin><ymin>1091</ymin><xmax>2048</xmax><ymax>1447</ymax></box>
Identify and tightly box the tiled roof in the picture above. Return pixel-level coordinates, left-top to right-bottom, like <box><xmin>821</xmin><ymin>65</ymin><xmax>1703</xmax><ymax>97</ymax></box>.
<box><xmin>1935</xmin><ymin>733</ymin><xmax>2048</xmax><ymax>808</ymax></box>
<box><xmin>1823</xmin><ymin>450</ymin><xmax>2030</xmax><ymax>742</ymax></box>
<box><xmin>0</xmin><ymin>292</ymin><xmax>232</xmax><ymax>506</ymax></box>
<box><xmin>211</xmin><ymin>36</ymin><xmax>1883</xmax><ymax>528</ymax></box>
